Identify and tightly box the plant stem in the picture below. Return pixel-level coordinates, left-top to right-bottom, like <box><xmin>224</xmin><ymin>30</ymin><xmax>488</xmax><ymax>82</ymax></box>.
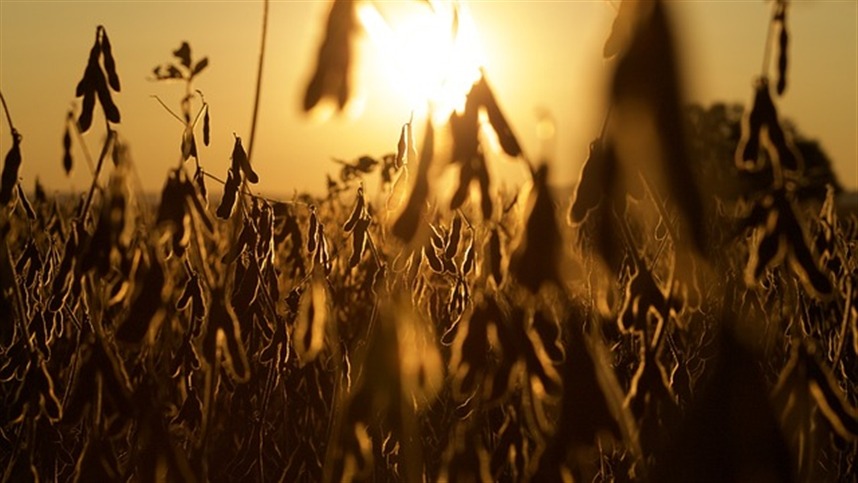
<box><xmin>78</xmin><ymin>129</ymin><xmax>115</xmax><ymax>223</ymax></box>
<box><xmin>0</xmin><ymin>91</ymin><xmax>17</xmax><ymax>136</ymax></box>
<box><xmin>760</xmin><ymin>1</ymin><xmax>779</xmax><ymax>78</ymax></box>
<box><xmin>247</xmin><ymin>0</ymin><xmax>270</xmax><ymax>165</ymax></box>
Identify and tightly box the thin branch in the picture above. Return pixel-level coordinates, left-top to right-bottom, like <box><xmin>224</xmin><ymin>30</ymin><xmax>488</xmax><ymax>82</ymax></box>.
<box><xmin>0</xmin><ymin>91</ymin><xmax>16</xmax><ymax>134</ymax></box>
<box><xmin>760</xmin><ymin>1</ymin><xmax>780</xmax><ymax>78</ymax></box>
<box><xmin>150</xmin><ymin>95</ymin><xmax>185</xmax><ymax>124</ymax></box>
<box><xmin>78</xmin><ymin>129</ymin><xmax>116</xmax><ymax>223</ymax></box>
<box><xmin>246</xmin><ymin>0</ymin><xmax>270</xmax><ymax>165</ymax></box>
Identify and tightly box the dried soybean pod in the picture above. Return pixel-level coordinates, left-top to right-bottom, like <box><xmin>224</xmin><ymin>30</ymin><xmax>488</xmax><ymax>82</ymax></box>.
<box><xmin>100</xmin><ymin>27</ymin><xmax>121</xmax><ymax>92</ymax></box>
<box><xmin>307</xmin><ymin>207</ymin><xmax>318</xmax><ymax>253</ymax></box>
<box><xmin>92</xmin><ymin>62</ymin><xmax>120</xmax><ymax>124</ymax></box>
<box><xmin>570</xmin><ymin>140</ymin><xmax>606</xmax><ymax>224</ymax></box>
<box><xmin>478</xmin><ymin>76</ymin><xmax>521</xmax><ymax>157</ymax></box>
<box><xmin>752</xmin><ymin>229</ymin><xmax>783</xmax><ymax>282</ymax></box>
<box><xmin>396</xmin><ymin>124</ymin><xmax>407</xmax><ymax>169</ymax></box>
<box><xmin>478</xmin><ymin>162</ymin><xmax>493</xmax><ymax>220</ymax></box>
<box><xmin>446</xmin><ymin>216</ymin><xmax>462</xmax><ymax>259</ymax></box>
<box><xmin>406</xmin><ymin>118</ymin><xmax>417</xmax><ymax>163</ymax></box>
<box><xmin>488</xmin><ymin>227</ymin><xmax>503</xmax><ymax>285</ymax></box>
<box><xmin>424</xmin><ymin>243</ymin><xmax>443</xmax><ymax>273</ymax></box>
<box><xmin>736</xmin><ymin>82</ymin><xmax>767</xmax><ymax>169</ymax></box>
<box><xmin>62</xmin><ymin>121</ymin><xmax>73</xmax><ymax>175</ymax></box>
<box><xmin>450</xmin><ymin>163</ymin><xmax>473</xmax><ymax>211</ymax></box>
<box><xmin>194</xmin><ymin>166</ymin><xmax>207</xmax><ymax>204</ymax></box>
<box><xmin>349</xmin><ymin>218</ymin><xmax>369</xmax><ymax>268</ymax></box>
<box><xmin>430</xmin><ymin>225</ymin><xmax>445</xmax><ymax>251</ymax></box>
<box><xmin>461</xmin><ymin>235</ymin><xmax>475</xmax><ymax>275</ymax></box>
<box><xmin>0</xmin><ymin>132</ymin><xmax>22</xmax><ymax>205</ymax></box>
<box><xmin>232</xmin><ymin>136</ymin><xmax>258</xmax><ymax>184</ymax></box>
<box><xmin>203</xmin><ymin>106</ymin><xmax>210</xmax><ymax>146</ymax></box>
<box><xmin>16</xmin><ymin>184</ymin><xmax>35</xmax><ymax>220</ymax></box>
<box><xmin>176</xmin><ymin>274</ymin><xmax>198</xmax><ymax>311</ymax></box>
<box><xmin>343</xmin><ymin>187</ymin><xmax>364</xmax><ymax>232</ymax></box>
<box><xmin>78</xmin><ymin>85</ymin><xmax>96</xmax><ymax>133</ymax></box>
<box><xmin>216</xmin><ymin>169</ymin><xmax>239</xmax><ymax>220</ymax></box>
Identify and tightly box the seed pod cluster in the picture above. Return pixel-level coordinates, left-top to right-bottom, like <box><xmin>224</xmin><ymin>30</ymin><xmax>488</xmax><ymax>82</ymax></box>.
<box><xmin>448</xmin><ymin>75</ymin><xmax>524</xmax><ymax>221</ymax></box>
<box><xmin>735</xmin><ymin>78</ymin><xmax>802</xmax><ymax>173</ymax></box>
<box><xmin>157</xmin><ymin>169</ymin><xmax>213</xmax><ymax>255</ymax></box>
<box><xmin>75</xmin><ymin>26</ymin><xmax>121</xmax><ymax>132</ymax></box>
<box><xmin>743</xmin><ymin>189</ymin><xmax>832</xmax><ymax>298</ymax></box>
<box><xmin>231</xmin><ymin>135</ymin><xmax>257</xmax><ymax>184</ymax></box>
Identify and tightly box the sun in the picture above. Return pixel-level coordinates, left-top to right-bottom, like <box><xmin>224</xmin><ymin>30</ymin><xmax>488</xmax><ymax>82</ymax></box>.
<box><xmin>356</xmin><ymin>0</ymin><xmax>485</xmax><ymax>121</ymax></box>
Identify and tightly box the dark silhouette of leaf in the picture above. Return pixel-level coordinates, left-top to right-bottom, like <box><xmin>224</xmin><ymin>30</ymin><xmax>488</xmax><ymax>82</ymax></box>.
<box><xmin>173</xmin><ymin>41</ymin><xmax>192</xmax><ymax>69</ymax></box>
<box><xmin>192</xmin><ymin>57</ymin><xmax>209</xmax><ymax>77</ymax></box>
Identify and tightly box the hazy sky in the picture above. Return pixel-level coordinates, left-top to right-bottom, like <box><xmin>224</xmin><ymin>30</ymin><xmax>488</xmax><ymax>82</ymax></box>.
<box><xmin>0</xmin><ymin>0</ymin><xmax>855</xmax><ymax>196</ymax></box>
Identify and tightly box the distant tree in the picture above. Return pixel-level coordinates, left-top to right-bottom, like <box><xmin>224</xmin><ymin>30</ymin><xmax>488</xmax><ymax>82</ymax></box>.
<box><xmin>684</xmin><ymin>102</ymin><xmax>842</xmax><ymax>202</ymax></box>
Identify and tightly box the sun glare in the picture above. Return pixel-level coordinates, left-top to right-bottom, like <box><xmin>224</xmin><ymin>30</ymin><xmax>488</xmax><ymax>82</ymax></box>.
<box><xmin>357</xmin><ymin>1</ymin><xmax>485</xmax><ymax>122</ymax></box>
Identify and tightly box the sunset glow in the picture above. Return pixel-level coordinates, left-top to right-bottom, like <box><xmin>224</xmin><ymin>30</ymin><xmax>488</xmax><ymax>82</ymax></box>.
<box><xmin>357</xmin><ymin>1</ymin><xmax>484</xmax><ymax>122</ymax></box>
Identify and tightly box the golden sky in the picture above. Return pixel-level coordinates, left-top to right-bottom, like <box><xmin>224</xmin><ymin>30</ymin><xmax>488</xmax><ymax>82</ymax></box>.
<box><xmin>0</xmin><ymin>0</ymin><xmax>855</xmax><ymax>195</ymax></box>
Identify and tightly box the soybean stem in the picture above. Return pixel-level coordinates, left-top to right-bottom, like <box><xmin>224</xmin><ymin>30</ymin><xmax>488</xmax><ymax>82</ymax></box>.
<box><xmin>0</xmin><ymin>91</ymin><xmax>15</xmax><ymax>134</ymax></box>
<box><xmin>247</xmin><ymin>0</ymin><xmax>269</xmax><ymax>165</ymax></box>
